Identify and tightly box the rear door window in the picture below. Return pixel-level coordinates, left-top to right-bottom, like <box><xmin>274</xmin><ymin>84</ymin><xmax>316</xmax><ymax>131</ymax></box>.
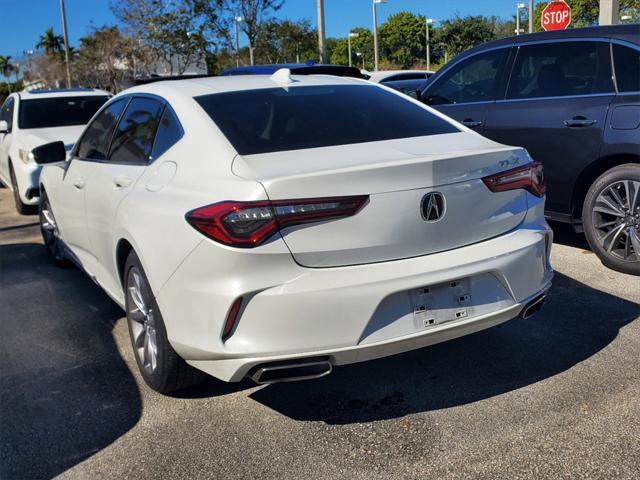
<box><xmin>196</xmin><ymin>84</ymin><xmax>459</xmax><ymax>155</ymax></box>
<box><xmin>75</xmin><ymin>99</ymin><xmax>127</xmax><ymax>160</ymax></box>
<box><xmin>109</xmin><ymin>97</ymin><xmax>164</xmax><ymax>164</ymax></box>
<box><xmin>507</xmin><ymin>42</ymin><xmax>613</xmax><ymax>99</ymax></box>
<box><xmin>613</xmin><ymin>44</ymin><xmax>640</xmax><ymax>93</ymax></box>
<box><xmin>424</xmin><ymin>48</ymin><xmax>509</xmax><ymax>105</ymax></box>
<box><xmin>151</xmin><ymin>107</ymin><xmax>183</xmax><ymax>160</ymax></box>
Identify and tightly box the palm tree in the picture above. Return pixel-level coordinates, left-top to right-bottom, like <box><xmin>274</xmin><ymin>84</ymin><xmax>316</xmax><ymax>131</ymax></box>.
<box><xmin>0</xmin><ymin>55</ymin><xmax>15</xmax><ymax>93</ymax></box>
<box><xmin>37</xmin><ymin>27</ymin><xmax>64</xmax><ymax>56</ymax></box>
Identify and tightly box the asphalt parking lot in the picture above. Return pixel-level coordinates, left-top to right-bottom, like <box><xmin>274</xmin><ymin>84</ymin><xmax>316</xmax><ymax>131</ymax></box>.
<box><xmin>1</xmin><ymin>187</ymin><xmax>638</xmax><ymax>480</ymax></box>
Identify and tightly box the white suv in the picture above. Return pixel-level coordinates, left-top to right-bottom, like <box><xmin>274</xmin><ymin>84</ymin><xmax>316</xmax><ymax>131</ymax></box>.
<box><xmin>0</xmin><ymin>88</ymin><xmax>110</xmax><ymax>213</ymax></box>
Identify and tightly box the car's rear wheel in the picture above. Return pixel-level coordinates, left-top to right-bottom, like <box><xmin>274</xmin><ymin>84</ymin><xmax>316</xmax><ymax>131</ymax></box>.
<box><xmin>124</xmin><ymin>251</ymin><xmax>205</xmax><ymax>393</ymax></box>
<box><xmin>9</xmin><ymin>162</ymin><xmax>35</xmax><ymax>215</ymax></box>
<box><xmin>583</xmin><ymin>164</ymin><xmax>640</xmax><ymax>276</ymax></box>
<box><xmin>39</xmin><ymin>190</ymin><xmax>70</xmax><ymax>267</ymax></box>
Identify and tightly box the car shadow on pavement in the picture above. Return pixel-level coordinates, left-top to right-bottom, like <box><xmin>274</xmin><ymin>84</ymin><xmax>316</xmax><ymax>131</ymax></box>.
<box><xmin>0</xmin><ymin>243</ymin><xmax>142</xmax><ymax>480</ymax></box>
<box><xmin>548</xmin><ymin>220</ymin><xmax>591</xmax><ymax>251</ymax></box>
<box><xmin>250</xmin><ymin>271</ymin><xmax>639</xmax><ymax>425</ymax></box>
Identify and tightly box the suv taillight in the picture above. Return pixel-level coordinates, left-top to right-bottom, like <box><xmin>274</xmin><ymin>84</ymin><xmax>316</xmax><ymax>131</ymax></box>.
<box><xmin>186</xmin><ymin>196</ymin><xmax>369</xmax><ymax>248</ymax></box>
<box><xmin>482</xmin><ymin>161</ymin><xmax>545</xmax><ymax>197</ymax></box>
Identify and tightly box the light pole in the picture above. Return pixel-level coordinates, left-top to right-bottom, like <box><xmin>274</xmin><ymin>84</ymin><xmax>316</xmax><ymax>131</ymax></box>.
<box><xmin>348</xmin><ymin>32</ymin><xmax>358</xmax><ymax>67</ymax></box>
<box><xmin>317</xmin><ymin>0</ymin><xmax>327</xmax><ymax>63</ymax></box>
<box><xmin>528</xmin><ymin>0</ymin><xmax>534</xmax><ymax>32</ymax></box>
<box><xmin>234</xmin><ymin>16</ymin><xmax>243</xmax><ymax>67</ymax></box>
<box><xmin>516</xmin><ymin>3</ymin><xmax>526</xmax><ymax>35</ymax></box>
<box><xmin>425</xmin><ymin>18</ymin><xmax>433</xmax><ymax>70</ymax></box>
<box><xmin>372</xmin><ymin>0</ymin><xmax>388</xmax><ymax>71</ymax></box>
<box><xmin>59</xmin><ymin>0</ymin><xmax>72</xmax><ymax>88</ymax></box>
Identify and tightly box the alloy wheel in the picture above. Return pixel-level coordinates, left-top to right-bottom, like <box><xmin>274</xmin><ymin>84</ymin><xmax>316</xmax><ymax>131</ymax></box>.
<box><xmin>40</xmin><ymin>199</ymin><xmax>66</xmax><ymax>262</ymax></box>
<box><xmin>592</xmin><ymin>180</ymin><xmax>640</xmax><ymax>263</ymax></box>
<box><xmin>127</xmin><ymin>267</ymin><xmax>158</xmax><ymax>374</ymax></box>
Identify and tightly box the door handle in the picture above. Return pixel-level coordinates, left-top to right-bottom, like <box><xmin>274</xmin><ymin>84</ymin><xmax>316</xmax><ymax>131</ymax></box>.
<box><xmin>113</xmin><ymin>175</ymin><xmax>133</xmax><ymax>189</ymax></box>
<box><xmin>73</xmin><ymin>178</ymin><xmax>85</xmax><ymax>190</ymax></box>
<box><xmin>564</xmin><ymin>117</ymin><xmax>597</xmax><ymax>128</ymax></box>
<box><xmin>462</xmin><ymin>119</ymin><xmax>484</xmax><ymax>128</ymax></box>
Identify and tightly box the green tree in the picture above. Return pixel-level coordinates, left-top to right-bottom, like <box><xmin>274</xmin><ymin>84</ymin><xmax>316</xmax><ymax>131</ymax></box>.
<box><xmin>0</xmin><ymin>56</ymin><xmax>13</xmax><ymax>78</ymax></box>
<box><xmin>113</xmin><ymin>0</ymin><xmax>224</xmax><ymax>75</ymax></box>
<box><xmin>329</xmin><ymin>27</ymin><xmax>374</xmax><ymax>69</ymax></box>
<box><xmin>435</xmin><ymin>16</ymin><xmax>497</xmax><ymax>57</ymax></box>
<box><xmin>255</xmin><ymin>19</ymin><xmax>317</xmax><ymax>64</ymax></box>
<box><xmin>224</xmin><ymin>0</ymin><xmax>285</xmax><ymax>65</ymax></box>
<box><xmin>36</xmin><ymin>27</ymin><xmax>65</xmax><ymax>56</ymax></box>
<box><xmin>533</xmin><ymin>0</ymin><xmax>640</xmax><ymax>30</ymax></box>
<box><xmin>379</xmin><ymin>12</ymin><xmax>426</xmax><ymax>69</ymax></box>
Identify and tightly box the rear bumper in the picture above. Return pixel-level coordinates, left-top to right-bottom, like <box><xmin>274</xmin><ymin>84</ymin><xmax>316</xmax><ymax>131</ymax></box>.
<box><xmin>156</xmin><ymin>215</ymin><xmax>553</xmax><ymax>383</ymax></box>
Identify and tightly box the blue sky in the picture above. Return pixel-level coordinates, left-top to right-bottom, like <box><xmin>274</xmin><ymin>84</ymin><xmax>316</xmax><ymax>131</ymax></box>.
<box><xmin>2</xmin><ymin>0</ymin><xmax>520</xmax><ymax>60</ymax></box>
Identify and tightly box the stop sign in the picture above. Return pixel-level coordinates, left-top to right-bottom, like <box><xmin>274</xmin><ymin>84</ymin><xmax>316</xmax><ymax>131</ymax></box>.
<box><xmin>541</xmin><ymin>0</ymin><xmax>572</xmax><ymax>31</ymax></box>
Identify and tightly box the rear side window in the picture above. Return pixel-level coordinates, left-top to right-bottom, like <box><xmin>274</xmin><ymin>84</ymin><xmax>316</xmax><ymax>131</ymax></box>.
<box><xmin>613</xmin><ymin>44</ymin><xmax>640</xmax><ymax>93</ymax></box>
<box><xmin>507</xmin><ymin>42</ymin><xmax>613</xmax><ymax>99</ymax></box>
<box><xmin>425</xmin><ymin>48</ymin><xmax>509</xmax><ymax>105</ymax></box>
<box><xmin>109</xmin><ymin>97</ymin><xmax>164</xmax><ymax>164</ymax></box>
<box><xmin>75</xmin><ymin>99</ymin><xmax>127</xmax><ymax>160</ymax></box>
<box><xmin>151</xmin><ymin>107</ymin><xmax>183</xmax><ymax>160</ymax></box>
<box><xmin>18</xmin><ymin>96</ymin><xmax>109</xmax><ymax>129</ymax></box>
<box><xmin>196</xmin><ymin>85</ymin><xmax>458</xmax><ymax>155</ymax></box>
<box><xmin>382</xmin><ymin>73</ymin><xmax>428</xmax><ymax>83</ymax></box>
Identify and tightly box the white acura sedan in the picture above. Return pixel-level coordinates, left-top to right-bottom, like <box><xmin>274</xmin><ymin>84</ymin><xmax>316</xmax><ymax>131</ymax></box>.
<box><xmin>35</xmin><ymin>71</ymin><xmax>553</xmax><ymax>393</ymax></box>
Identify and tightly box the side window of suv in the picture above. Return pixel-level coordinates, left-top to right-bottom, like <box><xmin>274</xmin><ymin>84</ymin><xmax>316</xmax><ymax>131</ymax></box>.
<box><xmin>75</xmin><ymin>99</ymin><xmax>127</xmax><ymax>160</ymax></box>
<box><xmin>613</xmin><ymin>44</ymin><xmax>640</xmax><ymax>93</ymax></box>
<box><xmin>109</xmin><ymin>97</ymin><xmax>164</xmax><ymax>164</ymax></box>
<box><xmin>424</xmin><ymin>48</ymin><xmax>509</xmax><ymax>105</ymax></box>
<box><xmin>507</xmin><ymin>42</ymin><xmax>613</xmax><ymax>100</ymax></box>
<box><xmin>0</xmin><ymin>97</ymin><xmax>15</xmax><ymax>130</ymax></box>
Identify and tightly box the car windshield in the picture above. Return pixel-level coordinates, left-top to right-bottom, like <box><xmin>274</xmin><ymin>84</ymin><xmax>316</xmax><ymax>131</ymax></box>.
<box><xmin>196</xmin><ymin>84</ymin><xmax>458</xmax><ymax>155</ymax></box>
<box><xmin>18</xmin><ymin>96</ymin><xmax>110</xmax><ymax>129</ymax></box>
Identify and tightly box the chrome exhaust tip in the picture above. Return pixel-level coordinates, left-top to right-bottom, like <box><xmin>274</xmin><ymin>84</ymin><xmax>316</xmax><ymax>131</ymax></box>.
<box><xmin>249</xmin><ymin>357</ymin><xmax>333</xmax><ymax>385</ymax></box>
<box><xmin>521</xmin><ymin>294</ymin><xmax>546</xmax><ymax>319</ymax></box>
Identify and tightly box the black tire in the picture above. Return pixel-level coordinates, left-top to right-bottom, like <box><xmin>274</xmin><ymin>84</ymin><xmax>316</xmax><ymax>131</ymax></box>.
<box><xmin>583</xmin><ymin>163</ymin><xmax>640</xmax><ymax>276</ymax></box>
<box><xmin>124</xmin><ymin>250</ymin><xmax>205</xmax><ymax>393</ymax></box>
<box><xmin>9</xmin><ymin>162</ymin><xmax>36</xmax><ymax>215</ymax></box>
<box><xmin>39</xmin><ymin>190</ymin><xmax>71</xmax><ymax>267</ymax></box>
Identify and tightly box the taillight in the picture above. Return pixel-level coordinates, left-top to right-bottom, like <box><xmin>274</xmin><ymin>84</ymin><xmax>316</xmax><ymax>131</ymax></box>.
<box><xmin>186</xmin><ymin>195</ymin><xmax>368</xmax><ymax>248</ymax></box>
<box><xmin>482</xmin><ymin>162</ymin><xmax>546</xmax><ymax>197</ymax></box>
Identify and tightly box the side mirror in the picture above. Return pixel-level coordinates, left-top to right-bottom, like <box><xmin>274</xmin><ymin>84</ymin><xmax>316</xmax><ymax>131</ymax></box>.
<box><xmin>0</xmin><ymin>120</ymin><xmax>9</xmax><ymax>133</ymax></box>
<box><xmin>32</xmin><ymin>141</ymin><xmax>67</xmax><ymax>165</ymax></box>
<box><xmin>407</xmin><ymin>89</ymin><xmax>421</xmax><ymax>101</ymax></box>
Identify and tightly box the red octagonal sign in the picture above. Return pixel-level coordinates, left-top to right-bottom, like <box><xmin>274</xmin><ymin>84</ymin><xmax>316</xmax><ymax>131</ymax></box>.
<box><xmin>541</xmin><ymin>0</ymin><xmax>572</xmax><ymax>31</ymax></box>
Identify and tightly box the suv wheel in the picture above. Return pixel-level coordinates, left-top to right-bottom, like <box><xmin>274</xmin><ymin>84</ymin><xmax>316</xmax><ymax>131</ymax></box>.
<box><xmin>124</xmin><ymin>251</ymin><xmax>205</xmax><ymax>393</ymax></box>
<box><xmin>583</xmin><ymin>164</ymin><xmax>640</xmax><ymax>276</ymax></box>
<box><xmin>9</xmin><ymin>162</ymin><xmax>35</xmax><ymax>215</ymax></box>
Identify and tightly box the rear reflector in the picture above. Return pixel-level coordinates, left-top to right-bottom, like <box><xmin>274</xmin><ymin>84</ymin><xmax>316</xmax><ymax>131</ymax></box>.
<box><xmin>222</xmin><ymin>297</ymin><xmax>243</xmax><ymax>340</ymax></box>
<box><xmin>186</xmin><ymin>195</ymin><xmax>368</xmax><ymax>248</ymax></box>
<box><xmin>482</xmin><ymin>161</ymin><xmax>545</xmax><ymax>197</ymax></box>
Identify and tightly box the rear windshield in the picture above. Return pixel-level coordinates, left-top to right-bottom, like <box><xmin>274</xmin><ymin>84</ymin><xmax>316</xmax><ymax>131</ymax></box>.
<box><xmin>19</xmin><ymin>96</ymin><xmax>109</xmax><ymax>129</ymax></box>
<box><xmin>196</xmin><ymin>85</ymin><xmax>458</xmax><ymax>155</ymax></box>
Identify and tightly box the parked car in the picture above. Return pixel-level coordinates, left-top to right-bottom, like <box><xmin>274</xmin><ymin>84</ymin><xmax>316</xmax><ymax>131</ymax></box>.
<box><xmin>35</xmin><ymin>71</ymin><xmax>552</xmax><ymax>393</ymax></box>
<box><xmin>384</xmin><ymin>78</ymin><xmax>430</xmax><ymax>96</ymax></box>
<box><xmin>367</xmin><ymin>69</ymin><xmax>434</xmax><ymax>84</ymax></box>
<box><xmin>0</xmin><ymin>88</ymin><xmax>111</xmax><ymax>213</ymax></box>
<box><xmin>221</xmin><ymin>63</ymin><xmax>367</xmax><ymax>79</ymax></box>
<box><xmin>416</xmin><ymin>24</ymin><xmax>640</xmax><ymax>275</ymax></box>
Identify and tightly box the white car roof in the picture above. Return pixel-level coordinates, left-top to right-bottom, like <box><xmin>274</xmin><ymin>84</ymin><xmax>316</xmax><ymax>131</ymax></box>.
<box><xmin>368</xmin><ymin>70</ymin><xmax>434</xmax><ymax>83</ymax></box>
<box><xmin>124</xmin><ymin>73</ymin><xmax>371</xmax><ymax>100</ymax></box>
<box><xmin>19</xmin><ymin>88</ymin><xmax>111</xmax><ymax>100</ymax></box>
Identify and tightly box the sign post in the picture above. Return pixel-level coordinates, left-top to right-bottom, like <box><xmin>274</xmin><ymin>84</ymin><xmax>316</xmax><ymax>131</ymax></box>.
<box><xmin>541</xmin><ymin>0</ymin><xmax>572</xmax><ymax>31</ymax></box>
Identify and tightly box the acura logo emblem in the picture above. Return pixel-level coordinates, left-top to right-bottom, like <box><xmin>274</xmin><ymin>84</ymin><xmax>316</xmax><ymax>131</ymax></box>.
<box><xmin>421</xmin><ymin>192</ymin><xmax>445</xmax><ymax>222</ymax></box>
